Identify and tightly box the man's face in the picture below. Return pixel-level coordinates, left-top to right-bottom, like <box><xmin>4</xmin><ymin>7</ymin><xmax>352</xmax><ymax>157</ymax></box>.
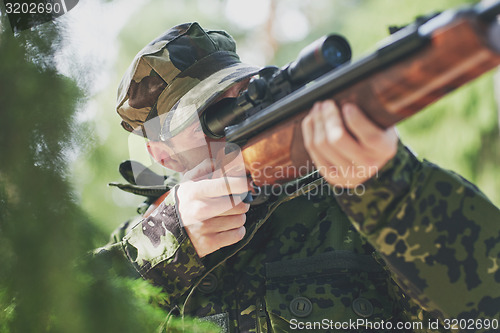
<box><xmin>153</xmin><ymin>79</ymin><xmax>250</xmax><ymax>173</ymax></box>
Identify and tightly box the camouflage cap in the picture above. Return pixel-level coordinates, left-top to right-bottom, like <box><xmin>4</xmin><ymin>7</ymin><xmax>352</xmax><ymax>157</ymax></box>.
<box><xmin>116</xmin><ymin>22</ymin><xmax>259</xmax><ymax>140</ymax></box>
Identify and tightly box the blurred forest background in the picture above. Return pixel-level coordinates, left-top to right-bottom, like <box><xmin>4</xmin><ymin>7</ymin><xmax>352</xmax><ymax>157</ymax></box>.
<box><xmin>0</xmin><ymin>0</ymin><xmax>498</xmax><ymax>331</ymax></box>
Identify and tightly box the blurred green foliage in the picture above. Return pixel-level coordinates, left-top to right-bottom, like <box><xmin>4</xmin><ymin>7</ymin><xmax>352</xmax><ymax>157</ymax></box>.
<box><xmin>0</xmin><ymin>7</ymin><xmax>216</xmax><ymax>333</ymax></box>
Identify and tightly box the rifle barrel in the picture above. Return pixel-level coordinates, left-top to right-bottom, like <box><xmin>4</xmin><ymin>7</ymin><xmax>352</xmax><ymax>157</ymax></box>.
<box><xmin>226</xmin><ymin>3</ymin><xmax>500</xmax><ymax>145</ymax></box>
<box><xmin>229</xmin><ymin>2</ymin><xmax>500</xmax><ymax>187</ymax></box>
<box><xmin>225</xmin><ymin>24</ymin><xmax>428</xmax><ymax>144</ymax></box>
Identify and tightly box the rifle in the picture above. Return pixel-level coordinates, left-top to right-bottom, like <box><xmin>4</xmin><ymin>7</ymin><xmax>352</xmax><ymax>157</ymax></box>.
<box><xmin>201</xmin><ymin>0</ymin><xmax>500</xmax><ymax>189</ymax></box>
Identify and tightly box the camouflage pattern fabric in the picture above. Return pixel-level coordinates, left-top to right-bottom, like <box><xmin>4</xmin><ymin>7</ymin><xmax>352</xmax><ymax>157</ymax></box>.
<box><xmin>336</xmin><ymin>142</ymin><xmax>500</xmax><ymax>324</ymax></box>
<box><xmin>116</xmin><ymin>22</ymin><xmax>258</xmax><ymax>140</ymax></box>
<box><xmin>99</xmin><ymin>141</ymin><xmax>500</xmax><ymax>332</ymax></box>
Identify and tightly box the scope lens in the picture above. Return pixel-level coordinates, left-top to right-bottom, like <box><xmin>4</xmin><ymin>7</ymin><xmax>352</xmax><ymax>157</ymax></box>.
<box><xmin>286</xmin><ymin>34</ymin><xmax>352</xmax><ymax>84</ymax></box>
<box><xmin>322</xmin><ymin>36</ymin><xmax>352</xmax><ymax>68</ymax></box>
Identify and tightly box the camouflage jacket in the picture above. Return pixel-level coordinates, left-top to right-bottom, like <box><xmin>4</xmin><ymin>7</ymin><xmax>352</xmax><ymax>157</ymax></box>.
<box><xmin>101</xmin><ymin>142</ymin><xmax>500</xmax><ymax>333</ymax></box>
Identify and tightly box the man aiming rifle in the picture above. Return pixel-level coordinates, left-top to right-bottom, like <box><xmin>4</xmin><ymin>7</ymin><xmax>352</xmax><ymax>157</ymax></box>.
<box><xmin>101</xmin><ymin>12</ymin><xmax>500</xmax><ymax>333</ymax></box>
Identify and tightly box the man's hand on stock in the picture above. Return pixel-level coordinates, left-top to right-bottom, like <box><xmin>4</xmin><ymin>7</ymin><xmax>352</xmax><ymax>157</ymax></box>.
<box><xmin>302</xmin><ymin>100</ymin><xmax>399</xmax><ymax>188</ymax></box>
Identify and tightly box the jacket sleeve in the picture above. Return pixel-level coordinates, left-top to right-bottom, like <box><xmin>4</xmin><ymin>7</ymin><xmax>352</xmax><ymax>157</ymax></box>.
<box><xmin>335</xmin><ymin>141</ymin><xmax>500</xmax><ymax>321</ymax></box>
<box><xmin>98</xmin><ymin>186</ymin><xmax>206</xmax><ymax>311</ymax></box>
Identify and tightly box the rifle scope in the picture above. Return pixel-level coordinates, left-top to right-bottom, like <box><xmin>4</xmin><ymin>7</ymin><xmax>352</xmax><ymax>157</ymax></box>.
<box><xmin>202</xmin><ymin>34</ymin><xmax>352</xmax><ymax>139</ymax></box>
<box><xmin>286</xmin><ymin>34</ymin><xmax>351</xmax><ymax>84</ymax></box>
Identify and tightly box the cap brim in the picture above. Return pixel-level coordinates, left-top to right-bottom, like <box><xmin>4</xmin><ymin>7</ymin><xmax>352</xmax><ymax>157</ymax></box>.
<box><xmin>159</xmin><ymin>63</ymin><xmax>260</xmax><ymax>140</ymax></box>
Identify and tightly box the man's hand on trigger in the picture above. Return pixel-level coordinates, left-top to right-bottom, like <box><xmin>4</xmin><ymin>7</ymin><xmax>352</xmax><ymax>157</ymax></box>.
<box><xmin>176</xmin><ymin>157</ymin><xmax>251</xmax><ymax>258</ymax></box>
<box><xmin>302</xmin><ymin>100</ymin><xmax>398</xmax><ymax>188</ymax></box>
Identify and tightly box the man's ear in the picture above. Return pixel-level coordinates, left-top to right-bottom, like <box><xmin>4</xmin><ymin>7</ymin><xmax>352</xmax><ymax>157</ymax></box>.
<box><xmin>146</xmin><ymin>141</ymin><xmax>185</xmax><ymax>172</ymax></box>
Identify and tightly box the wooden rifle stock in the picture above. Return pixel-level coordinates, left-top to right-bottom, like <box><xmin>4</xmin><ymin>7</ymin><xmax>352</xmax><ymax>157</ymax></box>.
<box><xmin>234</xmin><ymin>4</ymin><xmax>500</xmax><ymax>187</ymax></box>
